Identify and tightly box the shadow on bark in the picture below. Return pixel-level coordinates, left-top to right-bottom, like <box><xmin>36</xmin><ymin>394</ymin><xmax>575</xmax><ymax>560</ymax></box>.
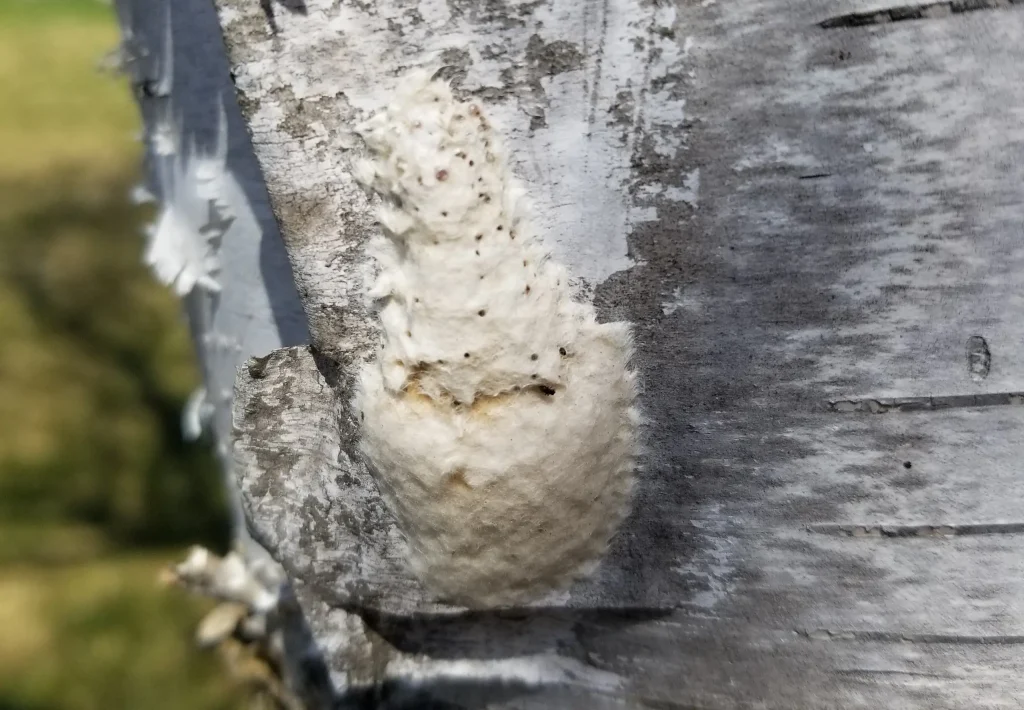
<box><xmin>360</xmin><ymin>606</ymin><xmax>671</xmax><ymax>660</ymax></box>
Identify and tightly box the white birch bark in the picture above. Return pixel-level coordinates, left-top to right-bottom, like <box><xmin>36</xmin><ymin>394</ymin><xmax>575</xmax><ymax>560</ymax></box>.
<box><xmin>121</xmin><ymin>0</ymin><xmax>1024</xmax><ymax>707</ymax></box>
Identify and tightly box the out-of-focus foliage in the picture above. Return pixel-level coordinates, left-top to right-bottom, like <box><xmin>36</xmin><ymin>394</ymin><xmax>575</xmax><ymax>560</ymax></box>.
<box><xmin>0</xmin><ymin>1</ymin><xmax>243</xmax><ymax>707</ymax></box>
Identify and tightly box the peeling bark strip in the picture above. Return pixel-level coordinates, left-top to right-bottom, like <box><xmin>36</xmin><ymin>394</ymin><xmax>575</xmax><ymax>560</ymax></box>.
<box><xmin>115</xmin><ymin>0</ymin><xmax>319</xmax><ymax>705</ymax></box>
<box><xmin>798</xmin><ymin>629</ymin><xmax>1024</xmax><ymax>645</ymax></box>
<box><xmin>217</xmin><ymin>0</ymin><xmax>1024</xmax><ymax>706</ymax></box>
<box><xmin>829</xmin><ymin>392</ymin><xmax>1024</xmax><ymax>412</ymax></box>
<box><xmin>820</xmin><ymin>0</ymin><xmax>1022</xmax><ymax>29</ymax></box>
<box><xmin>808</xmin><ymin>522</ymin><xmax>1024</xmax><ymax>537</ymax></box>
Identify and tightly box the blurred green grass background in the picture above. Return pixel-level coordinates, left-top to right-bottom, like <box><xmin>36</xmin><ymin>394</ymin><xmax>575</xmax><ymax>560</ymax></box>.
<box><xmin>0</xmin><ymin>1</ymin><xmax>244</xmax><ymax>707</ymax></box>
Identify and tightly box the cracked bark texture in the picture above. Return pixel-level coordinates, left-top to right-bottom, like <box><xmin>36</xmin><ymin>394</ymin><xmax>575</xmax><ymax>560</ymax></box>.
<box><xmin>165</xmin><ymin>0</ymin><xmax>1024</xmax><ymax>706</ymax></box>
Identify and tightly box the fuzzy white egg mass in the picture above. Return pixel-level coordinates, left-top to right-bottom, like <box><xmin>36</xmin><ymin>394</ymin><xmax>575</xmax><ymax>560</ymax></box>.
<box><xmin>354</xmin><ymin>71</ymin><xmax>638</xmax><ymax>608</ymax></box>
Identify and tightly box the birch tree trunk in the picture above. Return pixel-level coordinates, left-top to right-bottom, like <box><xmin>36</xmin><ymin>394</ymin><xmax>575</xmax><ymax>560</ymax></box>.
<box><xmin>121</xmin><ymin>0</ymin><xmax>1024</xmax><ymax>707</ymax></box>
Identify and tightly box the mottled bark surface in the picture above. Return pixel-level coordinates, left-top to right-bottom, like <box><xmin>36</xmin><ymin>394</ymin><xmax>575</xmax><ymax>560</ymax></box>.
<box><xmin>218</xmin><ymin>0</ymin><xmax>1024</xmax><ymax>707</ymax></box>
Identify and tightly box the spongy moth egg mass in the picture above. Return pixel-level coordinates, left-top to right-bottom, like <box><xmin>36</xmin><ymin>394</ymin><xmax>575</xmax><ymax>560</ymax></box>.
<box><xmin>353</xmin><ymin>70</ymin><xmax>638</xmax><ymax>608</ymax></box>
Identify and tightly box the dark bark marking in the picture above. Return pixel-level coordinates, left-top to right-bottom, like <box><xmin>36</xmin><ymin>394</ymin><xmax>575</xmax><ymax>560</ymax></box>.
<box><xmin>799</xmin><ymin>628</ymin><xmax>1024</xmax><ymax>645</ymax></box>
<box><xmin>967</xmin><ymin>335</ymin><xmax>991</xmax><ymax>381</ymax></box>
<box><xmin>829</xmin><ymin>392</ymin><xmax>1024</xmax><ymax>413</ymax></box>
<box><xmin>820</xmin><ymin>0</ymin><xmax>1020</xmax><ymax>29</ymax></box>
<box><xmin>259</xmin><ymin>0</ymin><xmax>308</xmax><ymax>34</ymax></box>
<box><xmin>808</xmin><ymin>522</ymin><xmax>1024</xmax><ymax>537</ymax></box>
